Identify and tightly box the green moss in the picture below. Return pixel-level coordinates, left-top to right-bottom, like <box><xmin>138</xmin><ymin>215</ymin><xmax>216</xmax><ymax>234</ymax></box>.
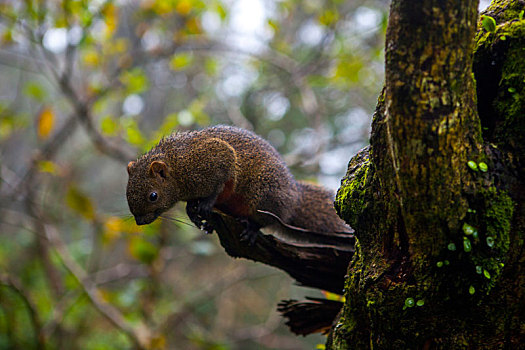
<box><xmin>474</xmin><ymin>18</ymin><xmax>525</xmax><ymax>156</ymax></box>
<box><xmin>457</xmin><ymin>187</ymin><xmax>515</xmax><ymax>294</ymax></box>
<box><xmin>476</xmin><ymin>187</ymin><xmax>514</xmax><ymax>279</ymax></box>
<box><xmin>480</xmin><ymin>0</ymin><xmax>525</xmax><ymax>24</ymax></box>
<box><xmin>335</xmin><ymin>154</ymin><xmax>371</xmax><ymax>228</ymax></box>
<box><xmin>327</xmin><ymin>242</ymin><xmax>364</xmax><ymax>350</ymax></box>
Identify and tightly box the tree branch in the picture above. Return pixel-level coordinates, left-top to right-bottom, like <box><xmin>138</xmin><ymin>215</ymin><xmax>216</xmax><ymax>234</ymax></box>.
<box><xmin>208</xmin><ymin>213</ymin><xmax>354</xmax><ymax>294</ymax></box>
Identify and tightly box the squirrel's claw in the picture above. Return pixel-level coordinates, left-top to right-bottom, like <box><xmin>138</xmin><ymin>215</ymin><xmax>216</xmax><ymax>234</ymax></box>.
<box><xmin>201</xmin><ymin>221</ymin><xmax>215</xmax><ymax>234</ymax></box>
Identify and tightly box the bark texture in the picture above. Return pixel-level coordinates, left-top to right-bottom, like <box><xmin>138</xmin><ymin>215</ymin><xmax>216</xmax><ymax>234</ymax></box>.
<box><xmin>329</xmin><ymin>0</ymin><xmax>524</xmax><ymax>348</ymax></box>
<box><xmin>208</xmin><ymin>213</ymin><xmax>354</xmax><ymax>294</ymax></box>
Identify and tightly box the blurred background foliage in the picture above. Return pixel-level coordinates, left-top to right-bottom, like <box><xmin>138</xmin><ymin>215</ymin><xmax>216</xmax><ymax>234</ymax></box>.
<box><xmin>0</xmin><ymin>0</ymin><xmax>388</xmax><ymax>349</ymax></box>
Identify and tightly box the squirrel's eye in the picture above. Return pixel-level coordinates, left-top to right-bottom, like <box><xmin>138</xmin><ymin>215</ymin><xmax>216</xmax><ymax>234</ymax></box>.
<box><xmin>149</xmin><ymin>192</ymin><xmax>158</xmax><ymax>202</ymax></box>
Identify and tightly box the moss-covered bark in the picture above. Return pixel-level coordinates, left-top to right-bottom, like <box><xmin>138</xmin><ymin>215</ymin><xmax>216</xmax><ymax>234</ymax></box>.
<box><xmin>329</xmin><ymin>0</ymin><xmax>524</xmax><ymax>348</ymax></box>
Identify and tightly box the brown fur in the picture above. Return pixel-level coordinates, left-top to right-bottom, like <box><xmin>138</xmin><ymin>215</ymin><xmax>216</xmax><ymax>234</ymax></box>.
<box><xmin>126</xmin><ymin>125</ymin><xmax>352</xmax><ymax>241</ymax></box>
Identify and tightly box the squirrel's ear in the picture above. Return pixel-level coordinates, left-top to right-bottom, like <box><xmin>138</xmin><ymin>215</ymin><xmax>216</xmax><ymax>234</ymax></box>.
<box><xmin>149</xmin><ymin>161</ymin><xmax>168</xmax><ymax>179</ymax></box>
<box><xmin>127</xmin><ymin>161</ymin><xmax>135</xmax><ymax>175</ymax></box>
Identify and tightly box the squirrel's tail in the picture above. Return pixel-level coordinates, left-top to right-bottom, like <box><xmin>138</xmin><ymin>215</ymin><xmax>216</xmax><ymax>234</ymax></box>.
<box><xmin>283</xmin><ymin>181</ymin><xmax>355</xmax><ymax>249</ymax></box>
<box><xmin>278</xmin><ymin>297</ymin><xmax>343</xmax><ymax>335</ymax></box>
<box><xmin>255</xmin><ymin>181</ymin><xmax>355</xmax><ymax>250</ymax></box>
<box><xmin>292</xmin><ymin>181</ymin><xmax>352</xmax><ymax>234</ymax></box>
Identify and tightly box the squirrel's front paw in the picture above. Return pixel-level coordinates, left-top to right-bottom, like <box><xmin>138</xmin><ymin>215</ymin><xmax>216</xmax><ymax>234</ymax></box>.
<box><xmin>186</xmin><ymin>199</ymin><xmax>215</xmax><ymax>233</ymax></box>
<box><xmin>186</xmin><ymin>200</ymin><xmax>204</xmax><ymax>228</ymax></box>
<box><xmin>196</xmin><ymin>199</ymin><xmax>214</xmax><ymax>221</ymax></box>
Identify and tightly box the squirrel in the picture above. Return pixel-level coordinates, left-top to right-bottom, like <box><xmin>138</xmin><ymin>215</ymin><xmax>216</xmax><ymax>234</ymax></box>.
<box><xmin>126</xmin><ymin>125</ymin><xmax>354</xmax><ymax>247</ymax></box>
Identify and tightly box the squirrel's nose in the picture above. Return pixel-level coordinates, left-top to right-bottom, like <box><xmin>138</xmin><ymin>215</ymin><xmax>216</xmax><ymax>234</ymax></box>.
<box><xmin>135</xmin><ymin>215</ymin><xmax>150</xmax><ymax>225</ymax></box>
<box><xmin>134</xmin><ymin>212</ymin><xmax>159</xmax><ymax>225</ymax></box>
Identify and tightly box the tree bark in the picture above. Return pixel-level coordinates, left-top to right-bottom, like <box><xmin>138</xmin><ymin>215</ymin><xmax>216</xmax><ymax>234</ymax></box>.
<box><xmin>329</xmin><ymin>0</ymin><xmax>524</xmax><ymax>348</ymax></box>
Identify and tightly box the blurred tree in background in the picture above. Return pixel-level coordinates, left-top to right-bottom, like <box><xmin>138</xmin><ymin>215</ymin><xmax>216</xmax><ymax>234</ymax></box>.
<box><xmin>0</xmin><ymin>0</ymin><xmax>387</xmax><ymax>349</ymax></box>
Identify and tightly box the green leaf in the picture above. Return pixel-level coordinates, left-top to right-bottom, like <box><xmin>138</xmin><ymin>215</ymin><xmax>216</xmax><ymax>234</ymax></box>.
<box><xmin>204</xmin><ymin>58</ymin><xmax>218</xmax><ymax>76</ymax></box>
<box><xmin>24</xmin><ymin>81</ymin><xmax>47</xmax><ymax>101</ymax></box>
<box><xmin>169</xmin><ymin>53</ymin><xmax>193</xmax><ymax>71</ymax></box>
<box><xmin>157</xmin><ymin>113</ymin><xmax>179</xmax><ymax>136</ymax></box>
<box><xmin>333</xmin><ymin>59</ymin><xmax>363</xmax><ymax>84</ymax></box>
<box><xmin>129</xmin><ymin>237</ymin><xmax>158</xmax><ymax>264</ymax></box>
<box><xmin>100</xmin><ymin>115</ymin><xmax>118</xmax><ymax>136</ymax></box>
<box><xmin>121</xmin><ymin>119</ymin><xmax>145</xmax><ymax>146</ymax></box>
<box><xmin>478</xmin><ymin>162</ymin><xmax>488</xmax><ymax>172</ymax></box>
<box><xmin>120</xmin><ymin>68</ymin><xmax>149</xmax><ymax>94</ymax></box>
<box><xmin>463</xmin><ymin>236</ymin><xmax>472</xmax><ymax>253</ymax></box>
<box><xmin>267</xmin><ymin>19</ymin><xmax>280</xmax><ymax>33</ymax></box>
<box><xmin>467</xmin><ymin>160</ymin><xmax>478</xmax><ymax>171</ymax></box>
<box><xmin>37</xmin><ymin>160</ymin><xmax>58</xmax><ymax>174</ymax></box>
<box><xmin>404</xmin><ymin>297</ymin><xmax>415</xmax><ymax>308</ymax></box>
<box><xmin>481</xmin><ymin>15</ymin><xmax>496</xmax><ymax>33</ymax></box>
<box><xmin>214</xmin><ymin>1</ymin><xmax>228</xmax><ymax>20</ymax></box>
<box><xmin>462</xmin><ymin>223</ymin><xmax>475</xmax><ymax>235</ymax></box>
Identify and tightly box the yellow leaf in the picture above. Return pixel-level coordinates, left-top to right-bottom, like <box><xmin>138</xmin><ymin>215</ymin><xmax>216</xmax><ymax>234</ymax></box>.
<box><xmin>97</xmin><ymin>288</ymin><xmax>111</xmax><ymax>303</ymax></box>
<box><xmin>1</xmin><ymin>29</ymin><xmax>13</xmax><ymax>45</ymax></box>
<box><xmin>82</xmin><ymin>50</ymin><xmax>99</xmax><ymax>67</ymax></box>
<box><xmin>176</xmin><ymin>0</ymin><xmax>192</xmax><ymax>16</ymax></box>
<box><xmin>319</xmin><ymin>9</ymin><xmax>339</xmax><ymax>26</ymax></box>
<box><xmin>102</xmin><ymin>3</ymin><xmax>118</xmax><ymax>37</ymax></box>
<box><xmin>103</xmin><ymin>216</ymin><xmax>123</xmax><ymax>243</ymax></box>
<box><xmin>113</xmin><ymin>38</ymin><xmax>128</xmax><ymax>54</ymax></box>
<box><xmin>37</xmin><ymin>107</ymin><xmax>55</xmax><ymax>140</ymax></box>
<box><xmin>185</xmin><ymin>17</ymin><xmax>202</xmax><ymax>34</ymax></box>
<box><xmin>152</xmin><ymin>1</ymin><xmax>173</xmax><ymax>15</ymax></box>
<box><xmin>66</xmin><ymin>186</ymin><xmax>95</xmax><ymax>220</ymax></box>
<box><xmin>149</xmin><ymin>334</ymin><xmax>166</xmax><ymax>350</ymax></box>
<box><xmin>103</xmin><ymin>216</ymin><xmax>143</xmax><ymax>242</ymax></box>
<box><xmin>37</xmin><ymin>160</ymin><xmax>58</xmax><ymax>174</ymax></box>
<box><xmin>105</xmin><ymin>216</ymin><xmax>123</xmax><ymax>232</ymax></box>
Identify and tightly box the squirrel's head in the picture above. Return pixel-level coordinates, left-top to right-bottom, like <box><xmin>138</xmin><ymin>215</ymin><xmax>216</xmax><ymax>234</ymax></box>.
<box><xmin>126</xmin><ymin>159</ymin><xmax>178</xmax><ymax>225</ymax></box>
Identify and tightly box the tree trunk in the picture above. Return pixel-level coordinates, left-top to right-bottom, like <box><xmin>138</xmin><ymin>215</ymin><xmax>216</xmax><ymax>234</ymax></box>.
<box><xmin>328</xmin><ymin>0</ymin><xmax>524</xmax><ymax>348</ymax></box>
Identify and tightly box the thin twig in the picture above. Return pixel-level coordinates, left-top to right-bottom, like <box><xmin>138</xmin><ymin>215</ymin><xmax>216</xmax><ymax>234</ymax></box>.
<box><xmin>42</xmin><ymin>223</ymin><xmax>154</xmax><ymax>349</ymax></box>
<box><xmin>40</xmin><ymin>290</ymin><xmax>82</xmax><ymax>339</ymax></box>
